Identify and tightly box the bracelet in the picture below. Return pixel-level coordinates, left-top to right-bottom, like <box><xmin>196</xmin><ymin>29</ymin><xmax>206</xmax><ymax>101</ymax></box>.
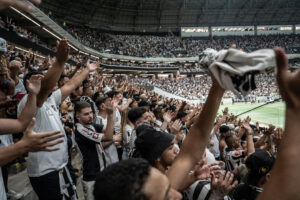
<box><xmin>246</xmin><ymin>131</ymin><xmax>253</xmax><ymax>135</ymax></box>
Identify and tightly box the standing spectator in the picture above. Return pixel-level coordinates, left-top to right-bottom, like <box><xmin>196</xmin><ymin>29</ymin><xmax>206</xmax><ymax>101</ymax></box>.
<box><xmin>74</xmin><ymin>100</ymin><xmax>115</xmax><ymax>200</ymax></box>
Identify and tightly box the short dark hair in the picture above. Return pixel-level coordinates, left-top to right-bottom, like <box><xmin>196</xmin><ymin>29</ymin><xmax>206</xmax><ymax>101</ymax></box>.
<box><xmin>153</xmin><ymin>107</ymin><xmax>162</xmax><ymax>119</ymax></box>
<box><xmin>74</xmin><ymin>101</ymin><xmax>91</xmax><ymax>123</ymax></box>
<box><xmin>138</xmin><ymin>101</ymin><xmax>149</xmax><ymax>107</ymax></box>
<box><xmin>107</xmin><ymin>91</ymin><xmax>120</xmax><ymax>98</ymax></box>
<box><xmin>93</xmin><ymin>91</ymin><xmax>100</xmax><ymax>102</ymax></box>
<box><xmin>74</xmin><ymin>101</ymin><xmax>91</xmax><ymax>114</ymax></box>
<box><xmin>95</xmin><ymin>97</ymin><xmax>108</xmax><ymax>109</ymax></box>
<box><xmin>83</xmin><ymin>85</ymin><xmax>92</xmax><ymax>93</ymax></box>
<box><xmin>93</xmin><ymin>158</ymin><xmax>150</xmax><ymax>200</ymax></box>
<box><xmin>128</xmin><ymin>107</ymin><xmax>147</xmax><ymax>124</ymax></box>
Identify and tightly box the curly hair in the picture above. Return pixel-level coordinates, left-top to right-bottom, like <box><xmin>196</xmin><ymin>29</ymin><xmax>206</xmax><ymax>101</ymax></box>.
<box><xmin>93</xmin><ymin>158</ymin><xmax>150</xmax><ymax>200</ymax></box>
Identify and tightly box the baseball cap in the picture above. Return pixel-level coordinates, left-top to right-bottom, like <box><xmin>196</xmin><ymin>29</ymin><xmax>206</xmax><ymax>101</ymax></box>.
<box><xmin>0</xmin><ymin>38</ymin><xmax>7</xmax><ymax>53</ymax></box>
<box><xmin>245</xmin><ymin>150</ymin><xmax>275</xmax><ymax>184</ymax></box>
<box><xmin>135</xmin><ymin>126</ymin><xmax>175</xmax><ymax>164</ymax></box>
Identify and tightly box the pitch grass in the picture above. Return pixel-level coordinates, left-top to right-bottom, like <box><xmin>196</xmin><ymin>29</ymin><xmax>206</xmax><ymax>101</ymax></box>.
<box><xmin>218</xmin><ymin>102</ymin><xmax>286</xmax><ymax>128</ymax></box>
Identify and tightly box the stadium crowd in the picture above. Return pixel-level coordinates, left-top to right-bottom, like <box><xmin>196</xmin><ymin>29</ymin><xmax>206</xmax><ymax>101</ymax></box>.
<box><xmin>0</xmin><ymin>1</ymin><xmax>300</xmax><ymax>200</ymax></box>
<box><xmin>0</xmin><ymin>16</ymin><xmax>54</xmax><ymax>51</ymax></box>
<box><xmin>148</xmin><ymin>74</ymin><xmax>279</xmax><ymax>100</ymax></box>
<box><xmin>70</xmin><ymin>27</ymin><xmax>300</xmax><ymax>58</ymax></box>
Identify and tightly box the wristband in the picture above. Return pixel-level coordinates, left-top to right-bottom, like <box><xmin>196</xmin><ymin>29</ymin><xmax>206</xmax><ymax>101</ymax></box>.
<box><xmin>246</xmin><ymin>131</ymin><xmax>253</xmax><ymax>135</ymax></box>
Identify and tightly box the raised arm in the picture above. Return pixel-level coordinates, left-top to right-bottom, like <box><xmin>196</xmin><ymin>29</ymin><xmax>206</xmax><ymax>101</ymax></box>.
<box><xmin>0</xmin><ymin>118</ymin><xmax>64</xmax><ymax>166</ymax></box>
<box><xmin>242</xmin><ymin>117</ymin><xmax>255</xmax><ymax>156</ymax></box>
<box><xmin>117</xmin><ymin>98</ymin><xmax>132</xmax><ymax>113</ymax></box>
<box><xmin>37</xmin><ymin>39</ymin><xmax>69</xmax><ymax>107</ymax></box>
<box><xmin>60</xmin><ymin>60</ymin><xmax>100</xmax><ymax>102</ymax></box>
<box><xmin>0</xmin><ymin>74</ymin><xmax>43</xmax><ymax>134</ymax></box>
<box><xmin>258</xmin><ymin>48</ymin><xmax>300</xmax><ymax>200</ymax></box>
<box><xmin>101</xmin><ymin>99</ymin><xmax>117</xmax><ymax>141</ymax></box>
<box><xmin>167</xmin><ymin>75</ymin><xmax>225</xmax><ymax>190</ymax></box>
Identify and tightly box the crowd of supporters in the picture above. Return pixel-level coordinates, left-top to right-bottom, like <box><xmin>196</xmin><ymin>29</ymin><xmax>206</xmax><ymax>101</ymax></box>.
<box><xmin>0</xmin><ymin>1</ymin><xmax>300</xmax><ymax>200</ymax></box>
<box><xmin>0</xmin><ymin>16</ymin><xmax>54</xmax><ymax>51</ymax></box>
<box><xmin>147</xmin><ymin>74</ymin><xmax>279</xmax><ymax>100</ymax></box>
<box><xmin>0</xmin><ymin>34</ymin><xmax>291</xmax><ymax>200</ymax></box>
<box><xmin>69</xmin><ymin>27</ymin><xmax>300</xmax><ymax>58</ymax></box>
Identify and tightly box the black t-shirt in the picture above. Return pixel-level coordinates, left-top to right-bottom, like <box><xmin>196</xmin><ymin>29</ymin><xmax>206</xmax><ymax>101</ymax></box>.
<box><xmin>230</xmin><ymin>184</ymin><xmax>262</xmax><ymax>200</ymax></box>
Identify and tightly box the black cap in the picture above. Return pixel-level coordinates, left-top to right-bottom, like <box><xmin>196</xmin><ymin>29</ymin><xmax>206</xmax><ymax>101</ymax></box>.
<box><xmin>138</xmin><ymin>101</ymin><xmax>150</xmax><ymax>107</ymax></box>
<box><xmin>135</xmin><ymin>126</ymin><xmax>175</xmax><ymax>164</ymax></box>
<box><xmin>245</xmin><ymin>150</ymin><xmax>275</xmax><ymax>184</ymax></box>
<box><xmin>219</xmin><ymin>125</ymin><xmax>230</xmax><ymax>133</ymax></box>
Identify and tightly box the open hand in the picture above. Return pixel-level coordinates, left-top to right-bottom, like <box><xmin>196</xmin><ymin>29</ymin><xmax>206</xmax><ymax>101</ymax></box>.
<box><xmin>27</xmin><ymin>74</ymin><xmax>44</xmax><ymax>95</ymax></box>
<box><xmin>87</xmin><ymin>59</ymin><xmax>101</xmax><ymax>72</ymax></box>
<box><xmin>211</xmin><ymin>171</ymin><xmax>238</xmax><ymax>199</ymax></box>
<box><xmin>169</xmin><ymin>119</ymin><xmax>182</xmax><ymax>134</ymax></box>
<box><xmin>56</xmin><ymin>39</ymin><xmax>69</xmax><ymax>65</ymax></box>
<box><xmin>163</xmin><ymin>111</ymin><xmax>174</xmax><ymax>123</ymax></box>
<box><xmin>21</xmin><ymin>118</ymin><xmax>64</xmax><ymax>152</ymax></box>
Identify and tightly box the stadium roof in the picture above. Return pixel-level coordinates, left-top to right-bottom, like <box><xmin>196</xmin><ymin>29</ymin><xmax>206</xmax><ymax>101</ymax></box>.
<box><xmin>39</xmin><ymin>0</ymin><xmax>300</xmax><ymax>33</ymax></box>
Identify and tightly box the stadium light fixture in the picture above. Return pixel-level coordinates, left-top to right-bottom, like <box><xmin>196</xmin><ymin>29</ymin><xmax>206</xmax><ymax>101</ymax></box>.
<box><xmin>10</xmin><ymin>6</ymin><xmax>41</xmax><ymax>27</ymax></box>
<box><xmin>42</xmin><ymin>27</ymin><xmax>61</xmax><ymax>40</ymax></box>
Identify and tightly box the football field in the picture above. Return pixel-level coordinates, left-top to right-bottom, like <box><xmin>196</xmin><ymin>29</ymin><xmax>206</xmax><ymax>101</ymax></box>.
<box><xmin>218</xmin><ymin>102</ymin><xmax>286</xmax><ymax>128</ymax></box>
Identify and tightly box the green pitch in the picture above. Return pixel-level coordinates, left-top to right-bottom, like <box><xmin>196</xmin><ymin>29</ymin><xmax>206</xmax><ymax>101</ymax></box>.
<box><xmin>218</xmin><ymin>102</ymin><xmax>286</xmax><ymax>128</ymax></box>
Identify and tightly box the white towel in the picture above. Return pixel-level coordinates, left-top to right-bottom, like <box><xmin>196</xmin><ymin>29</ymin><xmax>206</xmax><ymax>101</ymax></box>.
<box><xmin>199</xmin><ymin>48</ymin><xmax>276</xmax><ymax>98</ymax></box>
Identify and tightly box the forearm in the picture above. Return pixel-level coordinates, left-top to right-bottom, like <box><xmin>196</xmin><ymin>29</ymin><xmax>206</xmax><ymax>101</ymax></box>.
<box><xmin>19</xmin><ymin>93</ymin><xmax>36</xmax><ymax>119</ymax></box>
<box><xmin>254</xmin><ymin>135</ymin><xmax>267</xmax><ymax>148</ymax></box>
<box><xmin>185</xmin><ymin>85</ymin><xmax>224</xmax><ymax>161</ymax></box>
<box><xmin>37</xmin><ymin>61</ymin><xmax>65</xmax><ymax>106</ymax></box>
<box><xmin>160</xmin><ymin>121</ymin><xmax>168</xmax><ymax>131</ymax></box>
<box><xmin>168</xmin><ymin>85</ymin><xmax>224</xmax><ymax>189</ymax></box>
<box><xmin>178</xmin><ymin>172</ymin><xmax>196</xmax><ymax>191</ymax></box>
<box><xmin>17</xmin><ymin>92</ymin><xmax>36</xmax><ymax>129</ymax></box>
<box><xmin>0</xmin><ymin>141</ymin><xmax>27</xmax><ymax>166</ymax></box>
<box><xmin>7</xmin><ymin>79</ymin><xmax>15</xmax><ymax>95</ymax></box>
<box><xmin>70</xmin><ymin>68</ymin><xmax>89</xmax><ymax>86</ymax></box>
<box><xmin>258</xmin><ymin>108</ymin><xmax>300</xmax><ymax>200</ymax></box>
<box><xmin>120</xmin><ymin>101</ymin><xmax>131</xmax><ymax>112</ymax></box>
<box><xmin>61</xmin><ymin>68</ymin><xmax>89</xmax><ymax>101</ymax></box>
<box><xmin>246</xmin><ymin>134</ymin><xmax>255</xmax><ymax>156</ymax></box>
<box><xmin>102</xmin><ymin>113</ymin><xmax>115</xmax><ymax>141</ymax></box>
<box><xmin>69</xmin><ymin>67</ymin><xmax>80</xmax><ymax>78</ymax></box>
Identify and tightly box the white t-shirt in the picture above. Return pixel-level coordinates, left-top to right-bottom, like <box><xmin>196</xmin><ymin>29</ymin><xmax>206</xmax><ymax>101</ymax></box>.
<box><xmin>0</xmin><ymin>168</ymin><xmax>6</xmax><ymax>200</ymax></box>
<box><xmin>0</xmin><ymin>137</ymin><xmax>10</xmax><ymax>200</ymax></box>
<box><xmin>114</xmin><ymin>109</ymin><xmax>121</xmax><ymax>134</ymax></box>
<box><xmin>14</xmin><ymin>79</ymin><xmax>26</xmax><ymax>95</ymax></box>
<box><xmin>224</xmin><ymin>148</ymin><xmax>245</xmax><ymax>172</ymax></box>
<box><xmin>122</xmin><ymin>124</ymin><xmax>134</xmax><ymax>160</ymax></box>
<box><xmin>18</xmin><ymin>89</ymin><xmax>68</xmax><ymax>177</ymax></box>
